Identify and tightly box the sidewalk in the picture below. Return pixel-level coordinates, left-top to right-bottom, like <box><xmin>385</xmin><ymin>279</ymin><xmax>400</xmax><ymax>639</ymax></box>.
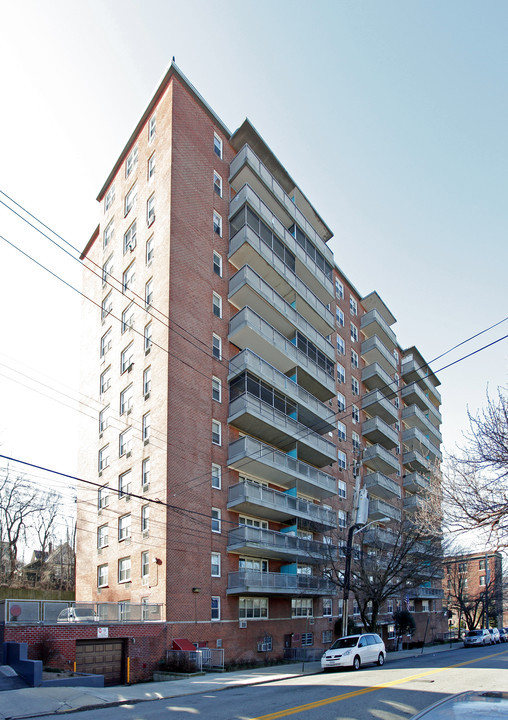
<box><xmin>0</xmin><ymin>643</ymin><xmax>462</xmax><ymax>720</ymax></box>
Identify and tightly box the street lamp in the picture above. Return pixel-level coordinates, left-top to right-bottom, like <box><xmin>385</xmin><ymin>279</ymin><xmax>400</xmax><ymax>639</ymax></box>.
<box><xmin>341</xmin><ymin>517</ymin><xmax>390</xmax><ymax>637</ymax></box>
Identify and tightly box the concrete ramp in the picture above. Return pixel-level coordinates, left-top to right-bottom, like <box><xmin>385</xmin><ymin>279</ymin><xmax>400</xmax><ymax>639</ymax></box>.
<box><xmin>0</xmin><ymin>665</ymin><xmax>29</xmax><ymax>691</ymax></box>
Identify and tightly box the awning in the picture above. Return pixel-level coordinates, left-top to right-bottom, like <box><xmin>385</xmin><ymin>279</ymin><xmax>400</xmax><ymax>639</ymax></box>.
<box><xmin>172</xmin><ymin>638</ymin><xmax>196</xmax><ymax>651</ymax></box>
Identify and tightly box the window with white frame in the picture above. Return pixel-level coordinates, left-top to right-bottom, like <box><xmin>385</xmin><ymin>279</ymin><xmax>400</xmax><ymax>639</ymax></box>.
<box><xmin>212</xmin><ymin>334</ymin><xmax>221</xmax><ymax>360</ymax></box>
<box><xmin>239</xmin><ymin>597</ymin><xmax>268</xmax><ymax>619</ymax></box>
<box><xmin>124</xmin><ymin>183</ymin><xmax>137</xmax><ymax>215</ymax></box>
<box><xmin>121</xmin><ymin>303</ymin><xmax>135</xmax><ymax>333</ymax></box>
<box><xmin>353</xmin><ymin>599</ymin><xmax>360</xmax><ymax>615</ymax></box>
<box><xmin>146</xmin><ymin>235</ymin><xmax>154</xmax><ymax>264</ymax></box>
<box><xmin>103</xmin><ymin>220</ymin><xmax>114</xmax><ymax>248</ymax></box>
<box><xmin>97</xmin><ymin>564</ymin><xmax>108</xmax><ymax>587</ymax></box>
<box><xmin>213</xmin><ymin>171</ymin><xmax>222</xmax><ymax>197</ymax></box>
<box><xmin>122</xmin><ymin>262</ymin><xmax>135</xmax><ymax>293</ymax></box>
<box><xmin>212</xmin><ymin>419</ymin><xmax>221</xmax><ymax>445</ymax></box>
<box><xmin>212</xmin><ymin>292</ymin><xmax>222</xmax><ymax>318</ymax></box>
<box><xmin>351</xmin><ymin>349</ymin><xmax>359</xmax><ymax>368</ymax></box>
<box><xmin>97</xmin><ymin>524</ymin><xmax>108</xmax><ymax>549</ymax></box>
<box><xmin>213</xmin><ymin>133</ymin><xmax>223</xmax><ymax>159</ymax></box>
<box><xmin>239</xmin><ymin>557</ymin><xmax>268</xmax><ymax>572</ymax></box>
<box><xmin>99</xmin><ymin>406</ymin><xmax>110</xmax><ymax>434</ymax></box>
<box><xmin>126</xmin><ymin>145</ymin><xmax>138</xmax><ymax>178</ymax></box>
<box><xmin>479</xmin><ymin>575</ymin><xmax>486</xmax><ymax>586</ymax></box>
<box><xmin>350</xmin><ymin>322</ymin><xmax>359</xmax><ymax>342</ymax></box>
<box><xmin>213</xmin><ymin>251</ymin><xmax>222</xmax><ymax>277</ymax></box>
<box><xmin>119</xmin><ymin>428</ymin><xmax>132</xmax><ymax>457</ymax></box>
<box><xmin>386</xmin><ymin>598</ymin><xmax>394</xmax><ymax>613</ymax></box>
<box><xmin>118</xmin><ymin>514</ymin><xmax>131</xmax><ymax>541</ymax></box>
<box><xmin>335</xmin><ymin>279</ymin><xmax>344</xmax><ymax>299</ymax></box>
<box><xmin>352</xmin><ymin>377</ymin><xmax>360</xmax><ymax>395</ymax></box>
<box><xmin>409</xmin><ymin>599</ymin><xmax>415</xmax><ymax>612</ymax></box>
<box><xmin>239</xmin><ymin>515</ymin><xmax>268</xmax><ymax>529</ymax></box>
<box><xmin>102</xmin><ymin>256</ymin><xmax>113</xmax><ymax>285</ymax></box>
<box><xmin>100</xmin><ymin>328</ymin><xmax>112</xmax><ymax>358</ymax></box>
<box><xmin>145</xmin><ymin>278</ymin><xmax>153</xmax><ymax>308</ymax></box>
<box><xmin>337</xmin><ymin>421</ymin><xmax>346</xmax><ymax>441</ymax></box>
<box><xmin>337</xmin><ymin>392</ymin><xmax>346</xmax><ymax>412</ymax></box>
<box><xmin>118</xmin><ymin>601</ymin><xmax>131</xmax><ymax>621</ymax></box>
<box><xmin>352</xmin><ymin>431</ymin><xmax>361</xmax><ymax>452</ymax></box>
<box><xmin>301</xmin><ymin>632</ymin><xmax>314</xmax><ymax>646</ymax></box>
<box><xmin>102</xmin><ymin>292</ymin><xmax>113</xmax><ymax>319</ymax></box>
<box><xmin>144</xmin><ymin>322</ymin><xmax>152</xmax><ymax>352</ymax></box>
<box><xmin>211</xmin><ymin>552</ymin><xmax>221</xmax><ymax>577</ymax></box>
<box><xmin>211</xmin><ymin>463</ymin><xmax>221</xmax><ymax>489</ymax></box>
<box><xmin>124</xmin><ymin>221</ymin><xmax>137</xmax><ymax>254</ymax></box>
<box><xmin>292</xmin><ymin>598</ymin><xmax>313</xmax><ymax>617</ymax></box>
<box><xmin>143</xmin><ymin>366</ymin><xmax>151</xmax><ymax>397</ymax></box>
<box><xmin>322</xmin><ymin>629</ymin><xmax>332</xmax><ymax>643</ymax></box>
<box><xmin>211</xmin><ymin>507</ymin><xmax>221</xmax><ymax>533</ymax></box>
<box><xmin>141</xmin><ymin>505</ymin><xmax>149</xmax><ymax>533</ymax></box>
<box><xmin>336</xmin><ymin>307</ymin><xmax>345</xmax><ymax>327</ymax></box>
<box><xmin>352</xmin><ymin>404</ymin><xmax>360</xmax><ymax>423</ymax></box>
<box><xmin>141</xmin><ymin>551</ymin><xmax>149</xmax><ymax>584</ymax></box>
<box><xmin>118</xmin><ymin>557</ymin><xmax>131</xmax><ymax>583</ymax></box>
<box><xmin>147</xmin><ymin>195</ymin><xmax>155</xmax><ymax>226</ymax></box>
<box><xmin>394</xmin><ymin>396</ymin><xmax>399</xmax><ymax>409</ymax></box>
<box><xmin>338</xmin><ymin>509</ymin><xmax>347</xmax><ymax>528</ymax></box>
<box><xmin>120</xmin><ymin>384</ymin><xmax>133</xmax><ymax>415</ymax></box>
<box><xmin>142</xmin><ymin>412</ymin><xmax>151</xmax><ymax>441</ymax></box>
<box><xmin>213</xmin><ymin>211</ymin><xmax>222</xmax><ymax>236</ymax></box>
<box><xmin>142</xmin><ymin>458</ymin><xmax>150</xmax><ymax>488</ymax></box>
<box><xmin>98</xmin><ymin>445</ymin><xmax>109</xmax><ymax>472</ymax></box>
<box><xmin>350</xmin><ymin>297</ymin><xmax>358</xmax><ymax>316</ymax></box>
<box><xmin>211</xmin><ymin>596</ymin><xmax>220</xmax><ymax>620</ymax></box>
<box><xmin>121</xmin><ymin>343</ymin><xmax>134</xmax><ymax>373</ymax></box>
<box><xmin>336</xmin><ymin>335</ymin><xmax>345</xmax><ymax>355</ymax></box>
<box><xmin>100</xmin><ymin>366</ymin><xmax>111</xmax><ymax>394</ymax></box>
<box><xmin>148</xmin><ymin>154</ymin><xmax>155</xmax><ymax>181</ymax></box>
<box><xmin>387</xmin><ymin>624</ymin><xmax>396</xmax><ymax>639</ymax></box>
<box><xmin>337</xmin><ymin>363</ymin><xmax>346</xmax><ymax>384</ymax></box>
<box><xmin>338</xmin><ymin>449</ymin><xmax>347</xmax><ymax>470</ymax></box>
<box><xmin>422</xmin><ymin>599</ymin><xmax>430</xmax><ymax>612</ymax></box>
<box><xmin>105</xmin><ymin>185</ymin><xmax>115</xmax><ymax>212</ymax></box>
<box><xmin>212</xmin><ymin>376</ymin><xmax>221</xmax><ymax>402</ymax></box>
<box><xmin>338</xmin><ymin>479</ymin><xmax>347</xmax><ymax>499</ymax></box>
<box><xmin>323</xmin><ymin>598</ymin><xmax>332</xmax><ymax>616</ymax></box>
<box><xmin>148</xmin><ymin>113</ymin><xmax>156</xmax><ymax>143</ymax></box>
<box><xmin>98</xmin><ymin>484</ymin><xmax>109</xmax><ymax>509</ymax></box>
<box><xmin>119</xmin><ymin>469</ymin><xmax>132</xmax><ymax>497</ymax></box>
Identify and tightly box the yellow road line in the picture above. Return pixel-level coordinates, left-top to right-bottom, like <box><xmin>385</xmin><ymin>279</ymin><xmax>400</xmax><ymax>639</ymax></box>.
<box><xmin>251</xmin><ymin>649</ymin><xmax>508</xmax><ymax>720</ymax></box>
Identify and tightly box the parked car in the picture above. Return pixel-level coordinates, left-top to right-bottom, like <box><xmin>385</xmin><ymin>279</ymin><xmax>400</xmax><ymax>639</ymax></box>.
<box><xmin>500</xmin><ymin>628</ymin><xmax>508</xmax><ymax>643</ymax></box>
<box><xmin>57</xmin><ymin>607</ymin><xmax>99</xmax><ymax>623</ymax></box>
<box><xmin>463</xmin><ymin>629</ymin><xmax>491</xmax><ymax>647</ymax></box>
<box><xmin>409</xmin><ymin>691</ymin><xmax>508</xmax><ymax>719</ymax></box>
<box><xmin>489</xmin><ymin>627</ymin><xmax>501</xmax><ymax>644</ymax></box>
<box><xmin>321</xmin><ymin>633</ymin><xmax>385</xmax><ymax>671</ymax></box>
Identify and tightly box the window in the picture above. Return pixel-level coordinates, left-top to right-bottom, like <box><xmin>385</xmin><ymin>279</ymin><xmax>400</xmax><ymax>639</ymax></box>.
<box><xmin>350</xmin><ymin>297</ymin><xmax>358</xmax><ymax>316</ymax></box>
<box><xmin>121</xmin><ymin>343</ymin><xmax>134</xmax><ymax>373</ymax></box>
<box><xmin>323</xmin><ymin>598</ymin><xmax>332</xmax><ymax>617</ymax></box>
<box><xmin>212</xmin><ymin>420</ymin><xmax>221</xmax><ymax>445</ymax></box>
<box><xmin>422</xmin><ymin>599</ymin><xmax>430</xmax><ymax>612</ymax></box>
<box><xmin>211</xmin><ymin>508</ymin><xmax>221</xmax><ymax>533</ymax></box>
<box><xmin>141</xmin><ymin>551</ymin><xmax>149</xmax><ymax>584</ymax></box>
<box><xmin>98</xmin><ymin>484</ymin><xmax>109</xmax><ymax>509</ymax></box>
<box><xmin>146</xmin><ymin>236</ymin><xmax>154</xmax><ymax>264</ymax></box>
<box><xmin>211</xmin><ymin>463</ymin><xmax>221</xmax><ymax>489</ymax></box>
<box><xmin>387</xmin><ymin>624</ymin><xmax>396</xmax><ymax>639</ymax></box>
<box><xmin>211</xmin><ymin>552</ymin><xmax>221</xmax><ymax>577</ymax></box>
<box><xmin>213</xmin><ymin>251</ymin><xmax>222</xmax><ymax>277</ymax></box>
<box><xmin>142</xmin><ymin>458</ymin><xmax>150</xmax><ymax>488</ymax></box>
<box><xmin>337</xmin><ymin>392</ymin><xmax>346</xmax><ymax>413</ymax></box>
<box><xmin>292</xmin><ymin>598</ymin><xmax>313</xmax><ymax>617</ymax></box>
<box><xmin>338</xmin><ymin>449</ymin><xmax>347</xmax><ymax>470</ymax></box>
<box><xmin>302</xmin><ymin>633</ymin><xmax>314</xmax><ymax>647</ymax></box>
<box><xmin>100</xmin><ymin>329</ymin><xmax>112</xmax><ymax>358</ymax></box>
<box><xmin>480</xmin><ymin>575</ymin><xmax>486</xmax><ymax>586</ymax></box>
<box><xmin>212</xmin><ymin>292</ymin><xmax>222</xmax><ymax>318</ymax></box>
<box><xmin>351</xmin><ymin>349</ymin><xmax>359</xmax><ymax>368</ymax></box>
<box><xmin>125</xmin><ymin>183</ymin><xmax>137</xmax><ymax>215</ymax></box>
<box><xmin>118</xmin><ymin>557</ymin><xmax>131</xmax><ymax>583</ymax></box>
<box><xmin>144</xmin><ymin>322</ymin><xmax>152</xmax><ymax>352</ymax></box>
<box><xmin>143</xmin><ymin>366</ymin><xmax>151</xmax><ymax>397</ymax></box>
<box><xmin>148</xmin><ymin>154</ymin><xmax>155</xmax><ymax>181</ymax></box>
<box><xmin>97</xmin><ymin>564</ymin><xmax>108</xmax><ymax>587</ymax></box>
<box><xmin>239</xmin><ymin>597</ymin><xmax>268</xmax><ymax>619</ymax></box>
<box><xmin>119</xmin><ymin>470</ymin><xmax>132</xmax><ymax>497</ymax></box>
<box><xmin>338</xmin><ymin>509</ymin><xmax>347</xmax><ymax>528</ymax></box>
<box><xmin>99</xmin><ymin>406</ymin><xmax>110</xmax><ymax>434</ymax></box>
<box><xmin>336</xmin><ymin>364</ymin><xmax>346</xmax><ymax>384</ymax></box>
<box><xmin>337</xmin><ymin>421</ymin><xmax>346</xmax><ymax>441</ymax></box>
<box><xmin>352</xmin><ymin>431</ymin><xmax>361</xmax><ymax>452</ymax></box>
<box><xmin>126</xmin><ymin>145</ymin><xmax>138</xmax><ymax>178</ymax></box>
<box><xmin>97</xmin><ymin>525</ymin><xmax>108</xmax><ymax>549</ymax></box>
<box><xmin>118</xmin><ymin>601</ymin><xmax>131</xmax><ymax>621</ymax></box>
<box><xmin>147</xmin><ymin>195</ymin><xmax>155</xmax><ymax>226</ymax></box>
<box><xmin>142</xmin><ymin>412</ymin><xmax>151</xmax><ymax>442</ymax></box>
<box><xmin>119</xmin><ymin>428</ymin><xmax>132</xmax><ymax>457</ymax></box>
<box><xmin>350</xmin><ymin>323</ymin><xmax>359</xmax><ymax>342</ymax></box>
<box><xmin>336</xmin><ymin>335</ymin><xmax>345</xmax><ymax>355</ymax></box>
<box><xmin>98</xmin><ymin>445</ymin><xmax>109</xmax><ymax>472</ymax></box>
<box><xmin>213</xmin><ymin>171</ymin><xmax>222</xmax><ymax>197</ymax></box>
<box><xmin>352</xmin><ymin>377</ymin><xmax>360</xmax><ymax>396</ymax></box>
<box><xmin>123</xmin><ymin>222</ymin><xmax>137</xmax><ymax>254</ymax></box>
<box><xmin>121</xmin><ymin>303</ymin><xmax>135</xmax><ymax>333</ymax></box>
<box><xmin>148</xmin><ymin>113</ymin><xmax>156</xmax><ymax>143</ymax></box>
<box><xmin>103</xmin><ymin>220</ymin><xmax>114</xmax><ymax>249</ymax></box>
<box><xmin>394</xmin><ymin>396</ymin><xmax>399</xmax><ymax>409</ymax></box>
<box><xmin>211</xmin><ymin>596</ymin><xmax>220</xmax><ymax>620</ymax></box>
<box><xmin>213</xmin><ymin>211</ymin><xmax>222</xmax><ymax>236</ymax></box>
<box><xmin>141</xmin><ymin>505</ymin><xmax>150</xmax><ymax>533</ymax></box>
<box><xmin>100</xmin><ymin>366</ymin><xmax>111</xmax><ymax>394</ymax></box>
<box><xmin>323</xmin><ymin>630</ymin><xmax>332</xmax><ymax>644</ymax></box>
<box><xmin>386</xmin><ymin>598</ymin><xmax>394</xmax><ymax>614</ymax></box>
<box><xmin>239</xmin><ymin>557</ymin><xmax>268</xmax><ymax>572</ymax></box>
<box><xmin>213</xmin><ymin>133</ymin><xmax>222</xmax><ymax>159</ymax></box>
<box><xmin>118</xmin><ymin>514</ymin><xmax>131</xmax><ymax>541</ymax></box>
<box><xmin>479</xmin><ymin>559</ymin><xmax>486</xmax><ymax>570</ymax></box>
<box><xmin>105</xmin><ymin>185</ymin><xmax>115</xmax><ymax>212</ymax></box>
<box><xmin>212</xmin><ymin>334</ymin><xmax>221</xmax><ymax>360</ymax></box>
<box><xmin>352</xmin><ymin>404</ymin><xmax>360</xmax><ymax>424</ymax></box>
<box><xmin>335</xmin><ymin>279</ymin><xmax>344</xmax><ymax>299</ymax></box>
<box><xmin>145</xmin><ymin>278</ymin><xmax>153</xmax><ymax>307</ymax></box>
<box><xmin>336</xmin><ymin>307</ymin><xmax>344</xmax><ymax>327</ymax></box>
<box><xmin>102</xmin><ymin>256</ymin><xmax>113</xmax><ymax>285</ymax></box>
<box><xmin>102</xmin><ymin>292</ymin><xmax>113</xmax><ymax>320</ymax></box>
<box><xmin>122</xmin><ymin>262</ymin><xmax>135</xmax><ymax>293</ymax></box>
<box><xmin>120</xmin><ymin>384</ymin><xmax>133</xmax><ymax>415</ymax></box>
<box><xmin>212</xmin><ymin>376</ymin><xmax>221</xmax><ymax>402</ymax></box>
<box><xmin>338</xmin><ymin>479</ymin><xmax>346</xmax><ymax>499</ymax></box>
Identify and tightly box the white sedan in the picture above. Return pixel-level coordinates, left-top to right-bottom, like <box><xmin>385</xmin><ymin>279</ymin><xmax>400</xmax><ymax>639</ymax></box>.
<box><xmin>321</xmin><ymin>633</ymin><xmax>386</xmax><ymax>671</ymax></box>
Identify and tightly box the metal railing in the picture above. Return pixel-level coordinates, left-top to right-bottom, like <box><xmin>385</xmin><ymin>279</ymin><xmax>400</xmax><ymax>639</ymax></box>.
<box><xmin>0</xmin><ymin>599</ymin><xmax>163</xmax><ymax>624</ymax></box>
<box><xmin>165</xmin><ymin>648</ymin><xmax>224</xmax><ymax>672</ymax></box>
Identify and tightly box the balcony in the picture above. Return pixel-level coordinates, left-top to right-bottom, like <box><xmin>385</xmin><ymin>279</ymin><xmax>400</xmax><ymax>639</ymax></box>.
<box><xmin>368</xmin><ymin>498</ymin><xmax>401</xmax><ymax>522</ymax></box>
<box><xmin>227</xmin><ymin>570</ymin><xmax>335</xmax><ymax>596</ymax></box>
<box><xmin>362</xmin><ymin>527</ymin><xmax>398</xmax><ymax>549</ymax></box>
<box><xmin>229</xmin><ymin>185</ymin><xmax>333</xmax><ymax>303</ymax></box>
<box><xmin>403</xmin><ymin>494</ymin><xmax>425</xmax><ymax>513</ymax></box>
<box><xmin>402</xmin><ymin>428</ymin><xmax>441</xmax><ymax>462</ymax></box>
<box><xmin>228</xmin><ymin>224</ymin><xmax>333</xmax><ymax>335</ymax></box>
<box><xmin>360</xmin><ymin>309</ymin><xmax>397</xmax><ymax>351</ymax></box>
<box><xmin>401</xmin><ymin>359</ymin><xmax>441</xmax><ymax>407</ymax></box>
<box><xmin>229</xmin><ymin>350</ymin><xmax>335</xmax><ymax>433</ymax></box>
<box><xmin>229</xmin><ymin>265</ymin><xmax>334</xmax><ymax>363</ymax></box>
<box><xmin>361</xmin><ymin>335</ymin><xmax>397</xmax><ymax>375</ymax></box>
<box><xmin>228</xmin><ymin>393</ymin><xmax>336</xmax><ymax>467</ymax></box>
<box><xmin>229</xmin><ymin>146</ymin><xmax>333</xmax><ymax>266</ymax></box>
<box><xmin>403</xmin><ymin>472</ymin><xmax>430</xmax><ymax>494</ymax></box>
<box><xmin>406</xmin><ymin>586</ymin><xmax>444</xmax><ymax>599</ymax></box>
<box><xmin>229</xmin><ymin>307</ymin><xmax>335</xmax><ymax>401</ymax></box>
<box><xmin>401</xmin><ymin>405</ymin><xmax>442</xmax><ymax>447</ymax></box>
<box><xmin>362</xmin><ymin>416</ymin><xmax>399</xmax><ymax>450</ymax></box>
<box><xmin>403</xmin><ymin>449</ymin><xmax>430</xmax><ymax>474</ymax></box>
<box><xmin>361</xmin><ymin>362</ymin><xmax>398</xmax><ymax>395</ymax></box>
<box><xmin>401</xmin><ymin>383</ymin><xmax>442</xmax><ymax>427</ymax></box>
<box><xmin>363</xmin><ymin>472</ymin><xmax>401</xmax><ymax>501</ymax></box>
<box><xmin>363</xmin><ymin>444</ymin><xmax>400</xmax><ymax>475</ymax></box>
<box><xmin>228</xmin><ymin>436</ymin><xmax>336</xmax><ymax>500</ymax></box>
<box><xmin>228</xmin><ymin>481</ymin><xmax>337</xmax><ymax>530</ymax></box>
<box><xmin>227</xmin><ymin>526</ymin><xmax>336</xmax><ymax>564</ymax></box>
<box><xmin>362</xmin><ymin>390</ymin><xmax>398</xmax><ymax>424</ymax></box>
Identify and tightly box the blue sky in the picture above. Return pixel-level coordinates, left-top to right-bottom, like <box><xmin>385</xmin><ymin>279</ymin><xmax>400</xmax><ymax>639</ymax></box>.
<box><xmin>0</xmin><ymin>0</ymin><xmax>506</xmax><ymax>495</ymax></box>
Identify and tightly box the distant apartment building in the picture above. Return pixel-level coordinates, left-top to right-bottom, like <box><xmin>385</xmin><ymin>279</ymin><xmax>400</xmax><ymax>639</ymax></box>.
<box><xmin>444</xmin><ymin>551</ymin><xmax>504</xmax><ymax>630</ymax></box>
<box><xmin>77</xmin><ymin>62</ymin><xmax>444</xmax><ymax>660</ymax></box>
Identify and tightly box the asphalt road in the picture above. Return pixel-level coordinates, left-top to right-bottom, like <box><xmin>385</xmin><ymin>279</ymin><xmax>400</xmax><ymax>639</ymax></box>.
<box><xmin>40</xmin><ymin>645</ymin><xmax>508</xmax><ymax>720</ymax></box>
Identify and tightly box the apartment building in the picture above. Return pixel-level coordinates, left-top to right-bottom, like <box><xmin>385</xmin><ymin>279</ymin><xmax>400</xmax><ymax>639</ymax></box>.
<box><xmin>77</xmin><ymin>62</ymin><xmax>445</xmax><ymax>660</ymax></box>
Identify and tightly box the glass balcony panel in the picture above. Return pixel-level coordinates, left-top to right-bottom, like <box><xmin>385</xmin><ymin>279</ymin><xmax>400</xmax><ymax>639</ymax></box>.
<box><xmin>227</xmin><ymin>569</ymin><xmax>336</xmax><ymax>596</ymax></box>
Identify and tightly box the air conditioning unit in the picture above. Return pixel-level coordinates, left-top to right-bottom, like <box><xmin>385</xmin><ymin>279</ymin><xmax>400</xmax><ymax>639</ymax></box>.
<box><xmin>310</xmin><ymin>618</ymin><xmax>315</xmax><ymax>625</ymax></box>
<box><xmin>127</xmin><ymin>363</ymin><xmax>134</xmax><ymax>373</ymax></box>
<box><xmin>127</xmin><ymin>407</ymin><xmax>132</xmax><ymax>415</ymax></box>
<box><xmin>145</xmin><ymin>347</ymin><xmax>151</xmax><ymax>356</ymax></box>
<box><xmin>257</xmin><ymin>642</ymin><xmax>269</xmax><ymax>652</ymax></box>
<box><xmin>144</xmin><ymin>439</ymin><xmax>150</xmax><ymax>446</ymax></box>
<box><xmin>239</xmin><ymin>620</ymin><xmax>247</xmax><ymax>629</ymax></box>
<box><xmin>142</xmin><ymin>530</ymin><xmax>149</xmax><ymax>539</ymax></box>
<box><xmin>125</xmin><ymin>494</ymin><xmax>131</xmax><ymax>502</ymax></box>
<box><xmin>126</xmin><ymin>451</ymin><xmax>132</xmax><ymax>458</ymax></box>
<box><xmin>144</xmin><ymin>392</ymin><xmax>150</xmax><ymax>400</ymax></box>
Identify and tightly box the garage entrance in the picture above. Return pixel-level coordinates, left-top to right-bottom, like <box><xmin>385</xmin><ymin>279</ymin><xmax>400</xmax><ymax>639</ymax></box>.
<box><xmin>76</xmin><ymin>639</ymin><xmax>125</xmax><ymax>685</ymax></box>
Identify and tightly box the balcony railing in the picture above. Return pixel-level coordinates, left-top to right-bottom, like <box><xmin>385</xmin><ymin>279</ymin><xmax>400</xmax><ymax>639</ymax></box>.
<box><xmin>401</xmin><ymin>383</ymin><xmax>442</xmax><ymax>426</ymax></box>
<box><xmin>401</xmin><ymin>404</ymin><xmax>442</xmax><ymax>446</ymax></box>
<box><xmin>227</xmin><ymin>569</ymin><xmax>336</xmax><ymax>596</ymax></box>
<box><xmin>362</xmin><ymin>527</ymin><xmax>398</xmax><ymax>548</ymax></box>
<box><xmin>403</xmin><ymin>472</ymin><xmax>430</xmax><ymax>494</ymax></box>
<box><xmin>362</xmin><ymin>389</ymin><xmax>398</xmax><ymax>424</ymax></box>
<box><xmin>361</xmin><ymin>362</ymin><xmax>398</xmax><ymax>395</ymax></box>
<box><xmin>402</xmin><ymin>427</ymin><xmax>442</xmax><ymax>462</ymax></box>
<box><xmin>364</xmin><ymin>472</ymin><xmax>402</xmax><ymax>501</ymax></box>
<box><xmin>362</xmin><ymin>416</ymin><xmax>399</xmax><ymax>450</ymax></box>
<box><xmin>403</xmin><ymin>449</ymin><xmax>430</xmax><ymax>473</ymax></box>
<box><xmin>361</xmin><ymin>335</ymin><xmax>397</xmax><ymax>375</ymax></box>
<box><xmin>401</xmin><ymin>359</ymin><xmax>441</xmax><ymax>406</ymax></box>
<box><xmin>368</xmin><ymin>498</ymin><xmax>401</xmax><ymax>522</ymax></box>
<box><xmin>360</xmin><ymin>309</ymin><xmax>397</xmax><ymax>350</ymax></box>
<box><xmin>406</xmin><ymin>586</ymin><xmax>444</xmax><ymax>599</ymax></box>
<box><xmin>0</xmin><ymin>600</ymin><xmax>163</xmax><ymax>624</ymax></box>
<box><xmin>363</xmin><ymin>443</ymin><xmax>400</xmax><ymax>475</ymax></box>
<box><xmin>227</xmin><ymin>525</ymin><xmax>336</xmax><ymax>563</ymax></box>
